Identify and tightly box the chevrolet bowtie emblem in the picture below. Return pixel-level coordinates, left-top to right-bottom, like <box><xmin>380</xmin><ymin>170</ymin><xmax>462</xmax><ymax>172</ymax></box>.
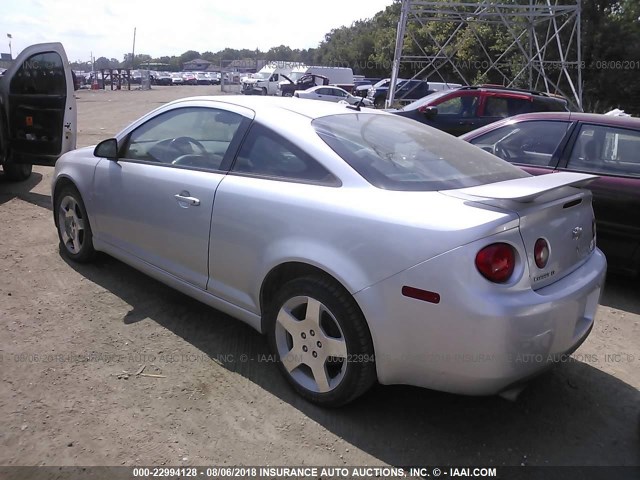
<box><xmin>572</xmin><ymin>226</ymin><xmax>583</xmax><ymax>240</ymax></box>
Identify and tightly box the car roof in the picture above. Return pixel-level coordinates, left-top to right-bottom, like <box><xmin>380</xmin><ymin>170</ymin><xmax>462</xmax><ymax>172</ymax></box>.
<box><xmin>310</xmin><ymin>85</ymin><xmax>346</xmax><ymax>92</ymax></box>
<box><xmin>167</xmin><ymin>95</ymin><xmax>379</xmax><ymax>119</ymax></box>
<box><xmin>458</xmin><ymin>85</ymin><xmax>568</xmax><ymax>101</ymax></box>
<box><xmin>501</xmin><ymin>111</ymin><xmax>640</xmax><ymax>128</ymax></box>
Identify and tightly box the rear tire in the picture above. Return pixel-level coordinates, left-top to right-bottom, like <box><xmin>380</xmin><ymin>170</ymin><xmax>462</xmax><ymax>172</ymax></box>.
<box><xmin>3</xmin><ymin>163</ymin><xmax>32</xmax><ymax>182</ymax></box>
<box><xmin>54</xmin><ymin>185</ymin><xmax>96</xmax><ymax>263</ymax></box>
<box><xmin>266</xmin><ymin>275</ymin><xmax>376</xmax><ymax>407</ymax></box>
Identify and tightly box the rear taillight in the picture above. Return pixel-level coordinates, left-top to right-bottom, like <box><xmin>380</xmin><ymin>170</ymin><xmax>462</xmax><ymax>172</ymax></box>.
<box><xmin>417</xmin><ymin>105</ymin><xmax>426</xmax><ymax>113</ymax></box>
<box><xmin>534</xmin><ymin>238</ymin><xmax>550</xmax><ymax>269</ymax></box>
<box><xmin>475</xmin><ymin>243</ymin><xmax>516</xmax><ymax>283</ymax></box>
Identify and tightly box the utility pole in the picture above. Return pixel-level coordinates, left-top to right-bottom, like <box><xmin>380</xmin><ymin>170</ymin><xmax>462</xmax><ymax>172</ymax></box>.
<box><xmin>387</xmin><ymin>0</ymin><xmax>410</xmax><ymax>108</ymax></box>
<box><xmin>131</xmin><ymin>27</ymin><xmax>136</xmax><ymax>69</ymax></box>
<box><xmin>7</xmin><ymin>33</ymin><xmax>12</xmax><ymax>59</ymax></box>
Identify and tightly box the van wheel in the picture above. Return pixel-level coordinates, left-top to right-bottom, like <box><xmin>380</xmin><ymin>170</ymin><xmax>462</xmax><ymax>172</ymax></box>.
<box><xmin>261</xmin><ymin>87</ymin><xmax>268</xmax><ymax>96</ymax></box>
<box><xmin>266</xmin><ymin>275</ymin><xmax>376</xmax><ymax>407</ymax></box>
<box><xmin>374</xmin><ymin>97</ymin><xmax>385</xmax><ymax>109</ymax></box>
<box><xmin>3</xmin><ymin>163</ymin><xmax>32</xmax><ymax>181</ymax></box>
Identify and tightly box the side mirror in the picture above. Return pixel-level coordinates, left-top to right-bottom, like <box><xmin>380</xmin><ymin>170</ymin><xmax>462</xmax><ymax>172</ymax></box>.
<box><xmin>423</xmin><ymin>106</ymin><xmax>438</xmax><ymax>119</ymax></box>
<box><xmin>94</xmin><ymin>138</ymin><xmax>118</xmax><ymax>160</ymax></box>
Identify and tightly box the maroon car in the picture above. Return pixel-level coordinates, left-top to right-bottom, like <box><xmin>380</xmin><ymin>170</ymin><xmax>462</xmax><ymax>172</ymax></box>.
<box><xmin>461</xmin><ymin>112</ymin><xmax>640</xmax><ymax>275</ymax></box>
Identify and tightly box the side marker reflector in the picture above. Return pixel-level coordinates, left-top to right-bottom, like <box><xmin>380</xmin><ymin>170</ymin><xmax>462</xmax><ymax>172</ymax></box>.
<box><xmin>402</xmin><ymin>286</ymin><xmax>441</xmax><ymax>304</ymax></box>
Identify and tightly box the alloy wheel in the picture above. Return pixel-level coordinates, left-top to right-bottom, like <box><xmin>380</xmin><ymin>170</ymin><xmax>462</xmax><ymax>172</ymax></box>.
<box><xmin>274</xmin><ymin>295</ymin><xmax>348</xmax><ymax>393</ymax></box>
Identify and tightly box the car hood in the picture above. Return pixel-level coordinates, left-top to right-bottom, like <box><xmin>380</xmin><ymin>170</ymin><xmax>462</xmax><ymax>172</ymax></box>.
<box><xmin>62</xmin><ymin>145</ymin><xmax>95</xmax><ymax>159</ymax></box>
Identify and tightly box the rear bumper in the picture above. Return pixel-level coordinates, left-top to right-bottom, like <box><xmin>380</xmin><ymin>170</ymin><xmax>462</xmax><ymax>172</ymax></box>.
<box><xmin>354</xmin><ymin>247</ymin><xmax>607</xmax><ymax>396</ymax></box>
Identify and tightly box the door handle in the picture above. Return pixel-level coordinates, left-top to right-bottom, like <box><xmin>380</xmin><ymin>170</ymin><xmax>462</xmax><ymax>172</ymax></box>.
<box><xmin>174</xmin><ymin>193</ymin><xmax>200</xmax><ymax>206</ymax></box>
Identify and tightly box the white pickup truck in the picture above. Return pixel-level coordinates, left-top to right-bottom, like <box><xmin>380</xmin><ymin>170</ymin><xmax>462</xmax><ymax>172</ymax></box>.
<box><xmin>241</xmin><ymin>63</ymin><xmax>295</xmax><ymax>96</ymax></box>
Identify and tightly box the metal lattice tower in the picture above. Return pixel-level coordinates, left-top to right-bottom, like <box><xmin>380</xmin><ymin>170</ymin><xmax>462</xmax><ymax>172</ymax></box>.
<box><xmin>388</xmin><ymin>0</ymin><xmax>582</xmax><ymax>109</ymax></box>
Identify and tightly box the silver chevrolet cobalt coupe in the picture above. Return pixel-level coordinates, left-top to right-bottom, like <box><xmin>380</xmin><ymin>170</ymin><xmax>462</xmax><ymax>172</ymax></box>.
<box><xmin>52</xmin><ymin>96</ymin><xmax>606</xmax><ymax>406</ymax></box>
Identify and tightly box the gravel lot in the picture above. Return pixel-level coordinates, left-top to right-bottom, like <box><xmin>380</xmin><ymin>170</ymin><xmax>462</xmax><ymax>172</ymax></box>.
<box><xmin>0</xmin><ymin>86</ymin><xmax>638</xmax><ymax>468</ymax></box>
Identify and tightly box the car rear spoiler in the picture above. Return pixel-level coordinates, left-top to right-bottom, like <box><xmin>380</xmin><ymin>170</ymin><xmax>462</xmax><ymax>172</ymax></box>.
<box><xmin>453</xmin><ymin>172</ymin><xmax>599</xmax><ymax>203</ymax></box>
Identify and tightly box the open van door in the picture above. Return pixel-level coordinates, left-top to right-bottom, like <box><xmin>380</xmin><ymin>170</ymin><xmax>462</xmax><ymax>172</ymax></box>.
<box><xmin>0</xmin><ymin>42</ymin><xmax>76</xmax><ymax>181</ymax></box>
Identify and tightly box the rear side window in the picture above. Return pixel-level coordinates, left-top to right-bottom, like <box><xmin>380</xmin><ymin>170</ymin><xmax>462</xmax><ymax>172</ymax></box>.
<box><xmin>567</xmin><ymin>124</ymin><xmax>640</xmax><ymax>177</ymax></box>
<box><xmin>484</xmin><ymin>96</ymin><xmax>534</xmax><ymax>117</ymax></box>
<box><xmin>313</xmin><ymin>113</ymin><xmax>528</xmax><ymax>191</ymax></box>
<box><xmin>232</xmin><ymin>123</ymin><xmax>339</xmax><ymax>185</ymax></box>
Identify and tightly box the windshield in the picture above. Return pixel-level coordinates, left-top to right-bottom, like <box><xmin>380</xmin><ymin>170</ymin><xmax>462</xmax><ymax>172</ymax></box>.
<box><xmin>372</xmin><ymin>78</ymin><xmax>391</xmax><ymax>88</ymax></box>
<box><xmin>313</xmin><ymin>113</ymin><xmax>528</xmax><ymax>191</ymax></box>
<box><xmin>288</xmin><ymin>72</ymin><xmax>305</xmax><ymax>82</ymax></box>
<box><xmin>253</xmin><ymin>72</ymin><xmax>271</xmax><ymax>80</ymax></box>
<box><xmin>401</xmin><ymin>90</ymin><xmax>454</xmax><ymax>111</ymax></box>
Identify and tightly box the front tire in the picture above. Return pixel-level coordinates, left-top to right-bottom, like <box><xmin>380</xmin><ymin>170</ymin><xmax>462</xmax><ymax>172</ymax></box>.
<box><xmin>3</xmin><ymin>163</ymin><xmax>32</xmax><ymax>181</ymax></box>
<box><xmin>55</xmin><ymin>185</ymin><xmax>96</xmax><ymax>263</ymax></box>
<box><xmin>266</xmin><ymin>275</ymin><xmax>376</xmax><ymax>407</ymax></box>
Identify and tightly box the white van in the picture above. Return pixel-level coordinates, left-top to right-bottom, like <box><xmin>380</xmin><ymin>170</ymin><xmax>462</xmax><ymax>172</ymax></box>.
<box><xmin>241</xmin><ymin>62</ymin><xmax>297</xmax><ymax>96</ymax></box>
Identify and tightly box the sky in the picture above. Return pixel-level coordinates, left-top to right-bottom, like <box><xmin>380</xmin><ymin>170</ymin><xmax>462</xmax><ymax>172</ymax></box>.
<box><xmin>1</xmin><ymin>0</ymin><xmax>394</xmax><ymax>63</ymax></box>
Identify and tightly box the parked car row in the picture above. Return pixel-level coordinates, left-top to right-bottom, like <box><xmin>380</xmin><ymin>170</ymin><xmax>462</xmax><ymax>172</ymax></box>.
<box><xmin>73</xmin><ymin>70</ymin><xmax>223</xmax><ymax>87</ymax></box>
<box><xmin>158</xmin><ymin>71</ymin><xmax>221</xmax><ymax>86</ymax></box>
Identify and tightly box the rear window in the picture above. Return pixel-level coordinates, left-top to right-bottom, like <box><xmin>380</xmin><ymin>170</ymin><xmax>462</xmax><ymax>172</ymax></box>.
<box><xmin>532</xmin><ymin>97</ymin><xmax>569</xmax><ymax>112</ymax></box>
<box><xmin>313</xmin><ymin>113</ymin><xmax>528</xmax><ymax>191</ymax></box>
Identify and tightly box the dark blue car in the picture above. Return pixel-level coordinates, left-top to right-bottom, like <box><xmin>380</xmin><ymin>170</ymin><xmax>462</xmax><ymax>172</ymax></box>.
<box><xmin>366</xmin><ymin>79</ymin><xmax>432</xmax><ymax>108</ymax></box>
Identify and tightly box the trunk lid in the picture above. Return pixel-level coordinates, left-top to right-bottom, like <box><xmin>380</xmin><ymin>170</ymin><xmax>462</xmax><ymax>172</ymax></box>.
<box><xmin>443</xmin><ymin>172</ymin><xmax>598</xmax><ymax>289</ymax></box>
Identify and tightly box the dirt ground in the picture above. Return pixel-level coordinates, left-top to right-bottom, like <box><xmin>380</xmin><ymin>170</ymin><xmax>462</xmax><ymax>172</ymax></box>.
<box><xmin>0</xmin><ymin>86</ymin><xmax>638</xmax><ymax>469</ymax></box>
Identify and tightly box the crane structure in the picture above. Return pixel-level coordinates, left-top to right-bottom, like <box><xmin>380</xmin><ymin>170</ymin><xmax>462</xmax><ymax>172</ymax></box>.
<box><xmin>388</xmin><ymin>0</ymin><xmax>582</xmax><ymax>109</ymax></box>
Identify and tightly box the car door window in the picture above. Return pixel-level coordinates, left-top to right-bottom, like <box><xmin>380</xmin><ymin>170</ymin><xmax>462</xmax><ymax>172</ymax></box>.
<box><xmin>121</xmin><ymin>107</ymin><xmax>243</xmax><ymax>171</ymax></box>
<box><xmin>316</xmin><ymin>88</ymin><xmax>330</xmax><ymax>95</ymax></box>
<box><xmin>435</xmin><ymin>94</ymin><xmax>479</xmax><ymax>117</ymax></box>
<box><xmin>469</xmin><ymin>121</ymin><xmax>570</xmax><ymax>166</ymax></box>
<box><xmin>9</xmin><ymin>51</ymin><xmax>66</xmax><ymax>95</ymax></box>
<box><xmin>232</xmin><ymin>123</ymin><xmax>339</xmax><ymax>185</ymax></box>
<box><xmin>567</xmin><ymin>124</ymin><xmax>640</xmax><ymax>177</ymax></box>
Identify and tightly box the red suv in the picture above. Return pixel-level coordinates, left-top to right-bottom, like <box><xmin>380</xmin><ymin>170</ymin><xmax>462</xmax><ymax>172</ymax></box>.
<box><xmin>393</xmin><ymin>85</ymin><xmax>570</xmax><ymax>136</ymax></box>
